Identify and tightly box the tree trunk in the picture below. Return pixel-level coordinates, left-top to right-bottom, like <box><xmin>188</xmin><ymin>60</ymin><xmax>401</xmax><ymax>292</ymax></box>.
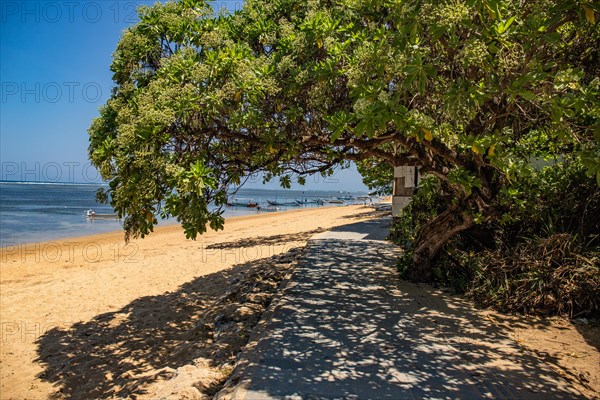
<box><xmin>409</xmin><ymin>205</ymin><xmax>474</xmax><ymax>282</ymax></box>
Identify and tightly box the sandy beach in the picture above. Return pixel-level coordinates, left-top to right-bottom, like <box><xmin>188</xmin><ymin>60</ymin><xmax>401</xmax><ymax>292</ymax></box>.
<box><xmin>2</xmin><ymin>204</ymin><xmax>598</xmax><ymax>399</ymax></box>
<box><xmin>0</xmin><ymin>205</ymin><xmax>382</xmax><ymax>399</ymax></box>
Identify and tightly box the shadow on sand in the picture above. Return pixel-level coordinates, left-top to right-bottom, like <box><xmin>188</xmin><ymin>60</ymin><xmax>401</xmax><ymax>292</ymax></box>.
<box><xmin>204</xmin><ymin>229</ymin><xmax>325</xmax><ymax>250</ymax></box>
<box><xmin>339</xmin><ymin>208</ymin><xmax>391</xmax><ymax>221</ymax></box>
<box><xmin>35</xmin><ymin>247</ymin><xmax>301</xmax><ymax>399</ymax></box>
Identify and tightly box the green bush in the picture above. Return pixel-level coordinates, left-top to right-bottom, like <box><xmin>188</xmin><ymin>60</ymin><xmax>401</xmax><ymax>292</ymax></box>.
<box><xmin>393</xmin><ymin>159</ymin><xmax>600</xmax><ymax>316</ymax></box>
<box><xmin>467</xmin><ymin>235</ymin><xmax>599</xmax><ymax>316</ymax></box>
<box><xmin>496</xmin><ymin>159</ymin><xmax>600</xmax><ymax>242</ymax></box>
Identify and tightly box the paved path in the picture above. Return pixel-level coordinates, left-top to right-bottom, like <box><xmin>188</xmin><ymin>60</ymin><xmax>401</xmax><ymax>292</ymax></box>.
<box><xmin>217</xmin><ymin>218</ymin><xmax>582</xmax><ymax>399</ymax></box>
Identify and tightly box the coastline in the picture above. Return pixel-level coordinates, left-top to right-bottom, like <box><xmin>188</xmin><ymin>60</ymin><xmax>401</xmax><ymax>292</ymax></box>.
<box><xmin>0</xmin><ymin>204</ymin><xmax>354</xmax><ymax>252</ymax></box>
<box><xmin>0</xmin><ymin>180</ymin><xmax>375</xmax><ymax>246</ymax></box>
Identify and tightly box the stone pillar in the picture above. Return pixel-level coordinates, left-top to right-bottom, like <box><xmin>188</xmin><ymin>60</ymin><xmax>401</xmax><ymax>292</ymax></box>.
<box><xmin>392</xmin><ymin>166</ymin><xmax>418</xmax><ymax>217</ymax></box>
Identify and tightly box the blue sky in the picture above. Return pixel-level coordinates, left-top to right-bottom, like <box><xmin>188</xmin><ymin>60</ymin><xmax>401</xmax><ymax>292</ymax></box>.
<box><xmin>0</xmin><ymin>1</ymin><xmax>368</xmax><ymax>191</ymax></box>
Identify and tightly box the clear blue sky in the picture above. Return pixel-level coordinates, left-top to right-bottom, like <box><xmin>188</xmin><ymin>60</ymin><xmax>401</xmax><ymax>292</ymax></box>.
<box><xmin>0</xmin><ymin>1</ymin><xmax>368</xmax><ymax>191</ymax></box>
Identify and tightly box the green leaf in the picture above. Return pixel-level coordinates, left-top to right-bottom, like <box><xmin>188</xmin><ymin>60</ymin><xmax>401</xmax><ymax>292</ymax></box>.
<box><xmin>518</xmin><ymin>91</ymin><xmax>537</xmax><ymax>101</ymax></box>
<box><xmin>505</xmin><ymin>16</ymin><xmax>516</xmax><ymax>30</ymax></box>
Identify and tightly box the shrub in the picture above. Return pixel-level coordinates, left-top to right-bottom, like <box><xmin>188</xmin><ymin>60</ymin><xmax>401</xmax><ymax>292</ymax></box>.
<box><xmin>393</xmin><ymin>159</ymin><xmax>600</xmax><ymax>317</ymax></box>
<box><xmin>466</xmin><ymin>234</ymin><xmax>600</xmax><ymax>316</ymax></box>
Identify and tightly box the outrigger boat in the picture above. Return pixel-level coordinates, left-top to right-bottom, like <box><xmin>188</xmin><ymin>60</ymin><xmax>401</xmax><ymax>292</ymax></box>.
<box><xmin>86</xmin><ymin>209</ymin><xmax>119</xmax><ymax>219</ymax></box>
<box><xmin>257</xmin><ymin>205</ymin><xmax>280</xmax><ymax>212</ymax></box>
<box><xmin>266</xmin><ymin>200</ymin><xmax>300</xmax><ymax>206</ymax></box>
<box><xmin>318</xmin><ymin>199</ymin><xmax>348</xmax><ymax>205</ymax></box>
<box><xmin>294</xmin><ymin>198</ymin><xmax>319</xmax><ymax>205</ymax></box>
<box><xmin>227</xmin><ymin>198</ymin><xmax>259</xmax><ymax>208</ymax></box>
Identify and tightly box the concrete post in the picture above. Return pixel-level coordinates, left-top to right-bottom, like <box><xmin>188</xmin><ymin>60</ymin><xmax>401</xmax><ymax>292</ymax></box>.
<box><xmin>392</xmin><ymin>166</ymin><xmax>418</xmax><ymax>217</ymax></box>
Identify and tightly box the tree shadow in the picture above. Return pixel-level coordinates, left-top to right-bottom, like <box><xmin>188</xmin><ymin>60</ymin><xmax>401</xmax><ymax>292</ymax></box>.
<box><xmin>34</xmin><ymin>247</ymin><xmax>302</xmax><ymax>399</ymax></box>
<box><xmin>575</xmin><ymin>321</ymin><xmax>600</xmax><ymax>352</ymax></box>
<box><xmin>340</xmin><ymin>208</ymin><xmax>391</xmax><ymax>220</ymax></box>
<box><xmin>220</xmin><ymin>236</ymin><xmax>585</xmax><ymax>399</ymax></box>
<box><xmin>327</xmin><ymin>219</ymin><xmax>391</xmax><ymax>240</ymax></box>
<box><xmin>574</xmin><ymin>321</ymin><xmax>600</xmax><ymax>393</ymax></box>
<box><xmin>473</xmin><ymin>312</ymin><xmax>600</xmax><ymax>396</ymax></box>
<box><xmin>205</xmin><ymin>229</ymin><xmax>325</xmax><ymax>250</ymax></box>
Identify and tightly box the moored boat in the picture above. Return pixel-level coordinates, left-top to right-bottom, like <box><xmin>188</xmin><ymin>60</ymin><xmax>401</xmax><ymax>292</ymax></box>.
<box><xmin>267</xmin><ymin>200</ymin><xmax>299</xmax><ymax>206</ymax></box>
<box><xmin>295</xmin><ymin>198</ymin><xmax>319</xmax><ymax>205</ymax></box>
<box><xmin>227</xmin><ymin>198</ymin><xmax>259</xmax><ymax>207</ymax></box>
<box><xmin>257</xmin><ymin>205</ymin><xmax>280</xmax><ymax>212</ymax></box>
<box><xmin>86</xmin><ymin>209</ymin><xmax>119</xmax><ymax>219</ymax></box>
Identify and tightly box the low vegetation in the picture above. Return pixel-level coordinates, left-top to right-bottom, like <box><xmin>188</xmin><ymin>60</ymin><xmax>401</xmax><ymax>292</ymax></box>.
<box><xmin>393</xmin><ymin>159</ymin><xmax>600</xmax><ymax>317</ymax></box>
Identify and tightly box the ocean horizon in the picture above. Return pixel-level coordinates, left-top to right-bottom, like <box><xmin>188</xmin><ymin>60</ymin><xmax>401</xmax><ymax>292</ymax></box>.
<box><xmin>0</xmin><ymin>181</ymin><xmax>370</xmax><ymax>246</ymax></box>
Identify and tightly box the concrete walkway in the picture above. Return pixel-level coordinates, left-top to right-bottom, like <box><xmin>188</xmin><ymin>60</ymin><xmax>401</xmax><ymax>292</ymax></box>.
<box><xmin>217</xmin><ymin>218</ymin><xmax>582</xmax><ymax>399</ymax></box>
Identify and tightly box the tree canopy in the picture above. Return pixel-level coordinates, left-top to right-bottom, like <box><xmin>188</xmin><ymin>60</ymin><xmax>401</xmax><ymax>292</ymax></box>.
<box><xmin>89</xmin><ymin>0</ymin><xmax>599</xmax><ymax>273</ymax></box>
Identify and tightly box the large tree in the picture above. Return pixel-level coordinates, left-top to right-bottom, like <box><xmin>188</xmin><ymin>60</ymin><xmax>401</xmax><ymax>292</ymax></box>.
<box><xmin>89</xmin><ymin>0</ymin><xmax>599</xmax><ymax>278</ymax></box>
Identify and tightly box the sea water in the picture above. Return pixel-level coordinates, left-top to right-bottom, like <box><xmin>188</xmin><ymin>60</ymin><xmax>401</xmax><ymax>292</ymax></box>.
<box><xmin>0</xmin><ymin>182</ymin><xmax>366</xmax><ymax>245</ymax></box>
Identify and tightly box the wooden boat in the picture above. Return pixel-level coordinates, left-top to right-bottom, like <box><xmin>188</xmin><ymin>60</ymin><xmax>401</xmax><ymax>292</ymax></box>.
<box><xmin>267</xmin><ymin>200</ymin><xmax>299</xmax><ymax>206</ymax></box>
<box><xmin>295</xmin><ymin>199</ymin><xmax>319</xmax><ymax>205</ymax></box>
<box><xmin>227</xmin><ymin>199</ymin><xmax>259</xmax><ymax>208</ymax></box>
<box><xmin>257</xmin><ymin>206</ymin><xmax>280</xmax><ymax>212</ymax></box>
<box><xmin>86</xmin><ymin>209</ymin><xmax>119</xmax><ymax>219</ymax></box>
